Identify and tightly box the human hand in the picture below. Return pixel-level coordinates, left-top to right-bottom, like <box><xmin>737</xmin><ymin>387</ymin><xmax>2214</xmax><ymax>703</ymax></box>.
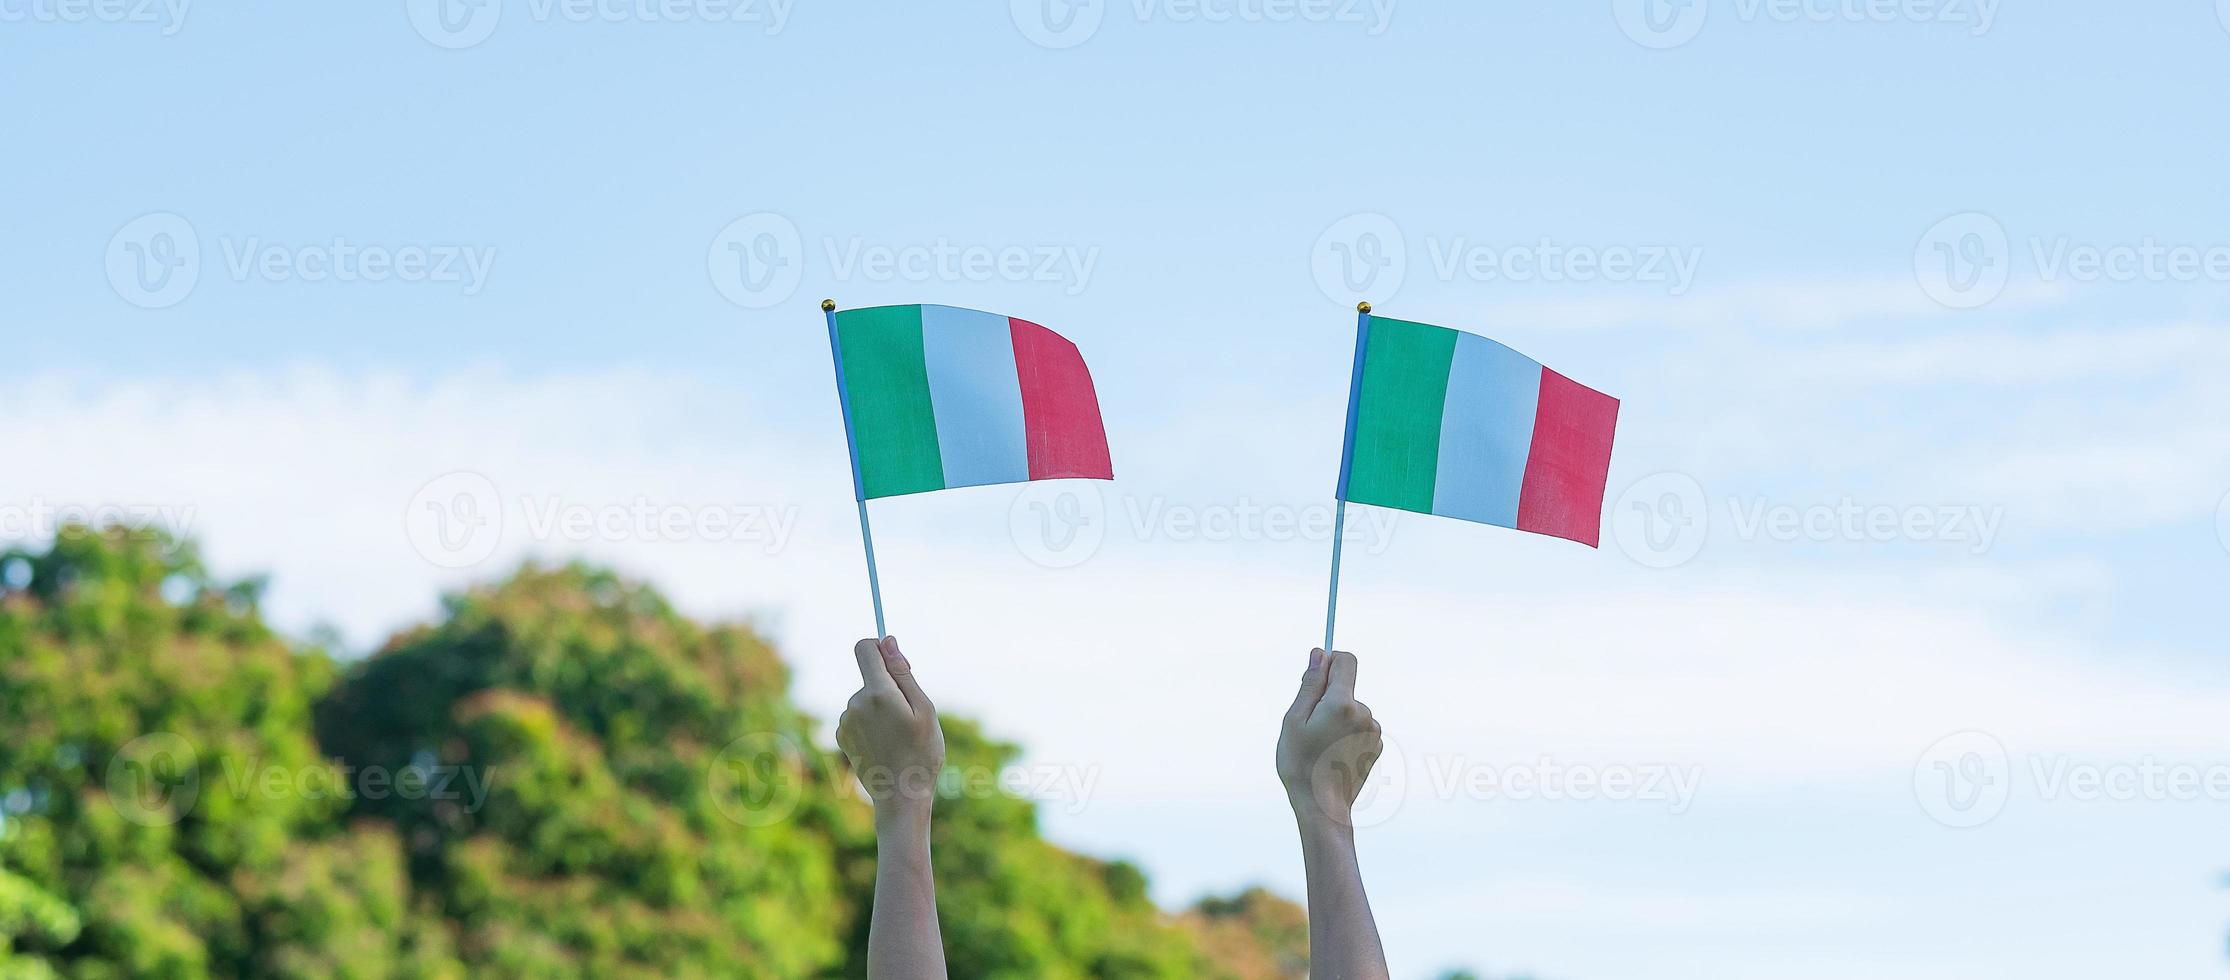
<box><xmin>836</xmin><ymin>636</ymin><xmax>945</xmax><ymax>824</ymax></box>
<box><xmin>1275</xmin><ymin>648</ymin><xmax>1383</xmax><ymax>827</ymax></box>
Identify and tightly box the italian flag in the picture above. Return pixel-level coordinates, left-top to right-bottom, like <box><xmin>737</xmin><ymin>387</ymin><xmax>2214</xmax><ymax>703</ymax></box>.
<box><xmin>831</xmin><ymin>304</ymin><xmax>1113</xmax><ymax>500</ymax></box>
<box><xmin>1338</xmin><ymin>316</ymin><xmax>1619</xmax><ymax>547</ymax></box>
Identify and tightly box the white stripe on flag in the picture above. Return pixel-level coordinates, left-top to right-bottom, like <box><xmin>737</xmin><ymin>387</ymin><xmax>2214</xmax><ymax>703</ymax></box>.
<box><xmin>1430</xmin><ymin>332</ymin><xmax>1542</xmax><ymax>528</ymax></box>
<box><xmin>920</xmin><ymin>305</ymin><xmax>1030</xmax><ymax>490</ymax></box>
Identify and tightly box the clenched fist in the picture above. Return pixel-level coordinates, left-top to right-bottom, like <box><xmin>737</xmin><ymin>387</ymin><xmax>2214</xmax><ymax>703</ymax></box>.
<box><xmin>836</xmin><ymin>636</ymin><xmax>945</xmax><ymax>819</ymax></box>
<box><xmin>1276</xmin><ymin>648</ymin><xmax>1384</xmax><ymax>827</ymax></box>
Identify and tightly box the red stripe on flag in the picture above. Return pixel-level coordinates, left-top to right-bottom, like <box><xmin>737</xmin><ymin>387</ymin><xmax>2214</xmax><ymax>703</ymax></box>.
<box><xmin>1009</xmin><ymin>317</ymin><xmax>1113</xmax><ymax>482</ymax></box>
<box><xmin>1515</xmin><ymin>367</ymin><xmax>1619</xmax><ymax>548</ymax></box>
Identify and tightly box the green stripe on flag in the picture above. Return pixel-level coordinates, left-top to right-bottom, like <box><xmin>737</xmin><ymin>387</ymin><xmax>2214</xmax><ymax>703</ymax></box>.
<box><xmin>837</xmin><ymin>305</ymin><xmax>946</xmax><ymax>498</ymax></box>
<box><xmin>1345</xmin><ymin>317</ymin><xmax>1457</xmax><ymax>514</ymax></box>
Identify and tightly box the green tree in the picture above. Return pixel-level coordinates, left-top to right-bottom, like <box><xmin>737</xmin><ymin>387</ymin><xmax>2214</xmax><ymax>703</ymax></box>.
<box><xmin>0</xmin><ymin>866</ymin><xmax>80</xmax><ymax>978</ymax></box>
<box><xmin>1180</xmin><ymin>887</ymin><xmax>1309</xmax><ymax>979</ymax></box>
<box><xmin>0</xmin><ymin>526</ymin><xmax>444</xmax><ymax>978</ymax></box>
<box><xmin>0</xmin><ymin>528</ymin><xmax>1315</xmax><ymax>978</ymax></box>
<box><xmin>315</xmin><ymin>563</ymin><xmax>866</xmax><ymax>978</ymax></box>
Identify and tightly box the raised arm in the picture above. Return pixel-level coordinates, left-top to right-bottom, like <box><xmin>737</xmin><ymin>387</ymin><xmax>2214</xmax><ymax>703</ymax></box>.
<box><xmin>836</xmin><ymin>636</ymin><xmax>949</xmax><ymax>980</ymax></box>
<box><xmin>1275</xmin><ymin>648</ymin><xmax>1391</xmax><ymax>980</ymax></box>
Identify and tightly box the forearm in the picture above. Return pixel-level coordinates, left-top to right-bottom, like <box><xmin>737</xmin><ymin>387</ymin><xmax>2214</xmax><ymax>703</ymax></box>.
<box><xmin>1295</xmin><ymin>811</ymin><xmax>1388</xmax><ymax>980</ymax></box>
<box><xmin>868</xmin><ymin>805</ymin><xmax>947</xmax><ymax>980</ymax></box>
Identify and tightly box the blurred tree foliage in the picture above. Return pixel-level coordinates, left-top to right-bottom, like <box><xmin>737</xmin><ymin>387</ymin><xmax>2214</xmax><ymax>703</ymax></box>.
<box><xmin>0</xmin><ymin>528</ymin><xmax>1313</xmax><ymax>978</ymax></box>
<box><xmin>1178</xmin><ymin>888</ymin><xmax>1309</xmax><ymax>980</ymax></box>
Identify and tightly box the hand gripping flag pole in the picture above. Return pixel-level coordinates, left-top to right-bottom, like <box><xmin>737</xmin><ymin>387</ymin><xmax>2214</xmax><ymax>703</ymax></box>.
<box><xmin>823</xmin><ymin>299</ymin><xmax>888</xmax><ymax>637</ymax></box>
<box><xmin>1325</xmin><ymin>301</ymin><xmax>1373</xmax><ymax>652</ymax></box>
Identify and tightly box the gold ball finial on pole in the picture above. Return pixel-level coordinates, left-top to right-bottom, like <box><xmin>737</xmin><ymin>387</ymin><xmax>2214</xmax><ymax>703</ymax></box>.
<box><xmin>1356</xmin><ymin>301</ymin><xmax>1372</xmax><ymax>314</ymax></box>
<box><xmin>821</xmin><ymin>299</ymin><xmax>837</xmax><ymax>312</ymax></box>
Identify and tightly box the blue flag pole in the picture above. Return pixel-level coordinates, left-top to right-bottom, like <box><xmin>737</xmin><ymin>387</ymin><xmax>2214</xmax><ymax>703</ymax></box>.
<box><xmin>1325</xmin><ymin>301</ymin><xmax>1373</xmax><ymax>651</ymax></box>
<box><xmin>823</xmin><ymin>299</ymin><xmax>887</xmax><ymax>638</ymax></box>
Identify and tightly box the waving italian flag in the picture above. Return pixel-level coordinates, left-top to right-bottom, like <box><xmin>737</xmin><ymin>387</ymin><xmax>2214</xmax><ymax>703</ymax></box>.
<box><xmin>829</xmin><ymin>304</ymin><xmax>1113</xmax><ymax>500</ymax></box>
<box><xmin>1337</xmin><ymin>315</ymin><xmax>1618</xmax><ymax>547</ymax></box>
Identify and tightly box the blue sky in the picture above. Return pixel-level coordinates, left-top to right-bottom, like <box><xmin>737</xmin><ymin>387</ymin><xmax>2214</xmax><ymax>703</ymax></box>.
<box><xmin>9</xmin><ymin>2</ymin><xmax>2230</xmax><ymax>976</ymax></box>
